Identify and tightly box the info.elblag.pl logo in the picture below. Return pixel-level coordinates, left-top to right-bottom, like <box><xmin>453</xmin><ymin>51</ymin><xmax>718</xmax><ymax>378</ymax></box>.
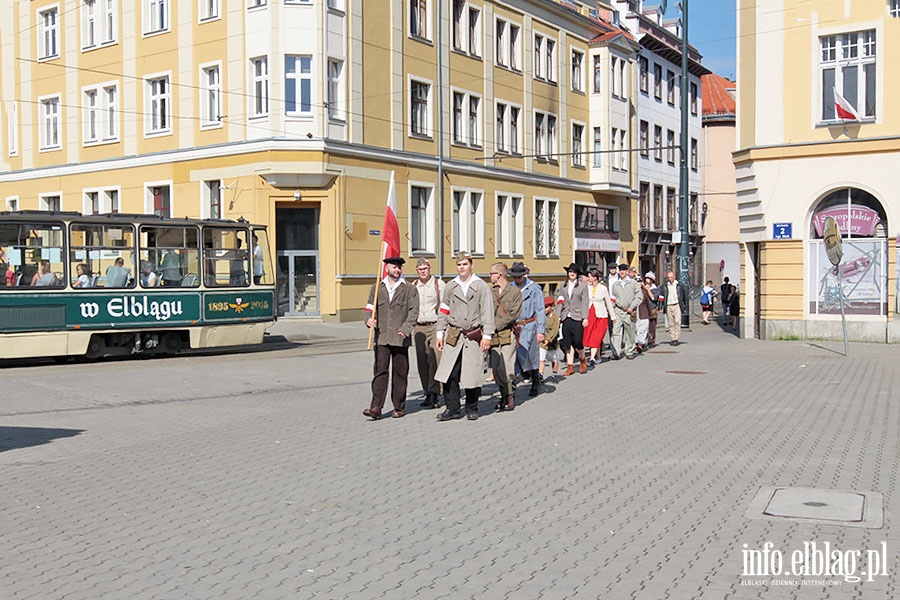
<box><xmin>741</xmin><ymin>541</ymin><xmax>890</xmax><ymax>585</ymax></box>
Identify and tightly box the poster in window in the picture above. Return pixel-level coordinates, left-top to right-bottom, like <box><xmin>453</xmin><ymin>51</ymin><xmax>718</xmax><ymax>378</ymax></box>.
<box><xmin>809</xmin><ymin>240</ymin><xmax>886</xmax><ymax>316</ymax></box>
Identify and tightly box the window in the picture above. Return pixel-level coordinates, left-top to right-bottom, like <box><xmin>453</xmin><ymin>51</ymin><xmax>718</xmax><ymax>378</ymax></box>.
<box><xmin>534</xmin><ymin>34</ymin><xmax>544</xmax><ymax>79</ymax></box>
<box><xmin>40</xmin><ymin>96</ymin><xmax>61</xmax><ymax>150</ymax></box>
<box><xmin>410</xmin><ymin>0</ymin><xmax>429</xmax><ymax>41</ymax></box>
<box><xmin>639</xmin><ymin>56</ymin><xmax>648</xmax><ymax>93</ymax></box>
<box><xmin>653</xmin><ymin>63</ymin><xmax>662</xmax><ymax>100</ymax></box>
<box><xmin>667</xmin><ymin>69</ymin><xmax>676</xmax><ymax>105</ymax></box>
<box><xmin>204</xmin><ymin>180</ymin><xmax>222</xmax><ymax>219</ymax></box>
<box><xmin>666</xmin><ymin>187</ymin><xmax>677</xmax><ymax>230</ymax></box>
<box><xmin>285</xmin><ymin>55</ymin><xmax>312</xmax><ymax>116</ymax></box>
<box><xmin>690</xmin><ymin>82</ymin><xmax>698</xmax><ymax>115</ymax></box>
<box><xmin>103</xmin><ymin>0</ymin><xmax>117</xmax><ymax>43</ymax></box>
<box><xmin>468</xmin><ymin>6</ymin><xmax>481</xmax><ymax>57</ymax></box>
<box><xmin>496</xmin><ymin>194</ymin><xmax>523</xmax><ymax>256</ymax></box>
<box><xmin>40</xmin><ymin>8</ymin><xmax>59</xmax><ymax>59</ymax></box>
<box><xmin>451</xmin><ymin>189</ymin><xmax>484</xmax><ymax>255</ymax></box>
<box><xmin>653</xmin><ymin>125</ymin><xmax>662</xmax><ymax>161</ymax></box>
<box><xmin>533</xmin><ymin>111</ymin><xmax>557</xmax><ymax>160</ymax></box>
<box><xmin>453</xmin><ymin>1</ymin><xmax>465</xmax><ymax>50</ymax></box>
<box><xmin>611</xmin><ymin>56</ymin><xmax>626</xmax><ymax>99</ymax></box>
<box><xmin>149</xmin><ymin>185</ymin><xmax>171</xmax><ymax>217</ymax></box>
<box><xmin>545</xmin><ymin>39</ymin><xmax>556</xmax><ymax>83</ymax></box>
<box><xmin>572</xmin><ymin>123</ymin><xmax>584</xmax><ymax>167</ymax></box>
<box><xmin>200</xmin><ymin>0</ymin><xmax>219</xmax><ymax>21</ymax></box>
<box><xmin>575</xmin><ymin>205</ymin><xmax>615</xmax><ymax>233</ymax></box>
<box><xmin>327</xmin><ymin>59</ymin><xmax>344</xmax><ymax>120</ymax></box>
<box><xmin>139</xmin><ymin>225</ymin><xmax>200</xmax><ymax>288</ymax></box>
<box><xmin>691</xmin><ymin>138</ymin><xmax>698</xmax><ymax>170</ymax></box>
<box><xmin>495</xmin><ymin>18</ymin><xmax>506</xmax><ymax>65</ymax></box>
<box><xmin>571</xmin><ymin>50</ymin><xmax>584</xmax><ymax>92</ymax></box>
<box><xmin>508</xmin><ymin>24</ymin><xmax>520</xmax><ymax>70</ymax></box>
<box><xmin>820</xmin><ymin>30</ymin><xmax>876</xmax><ymax>121</ymax></box>
<box><xmin>251</xmin><ymin>57</ymin><xmax>269</xmax><ymax>116</ymax></box>
<box><xmin>892</xmin><ymin>0</ymin><xmax>900</xmax><ymax>17</ymax></box>
<box><xmin>451</xmin><ymin>2</ymin><xmax>480</xmax><ymax>56</ymax></box>
<box><xmin>667</xmin><ymin>129</ymin><xmax>675</xmax><ymax>165</ymax></box>
<box><xmin>8</xmin><ymin>102</ymin><xmax>17</xmax><ymax>156</ymax></box>
<box><xmin>84</xmin><ymin>84</ymin><xmax>118</xmax><ymax>143</ymax></box>
<box><xmin>104</xmin><ymin>85</ymin><xmax>118</xmax><ymax>140</ymax></box>
<box><xmin>83</xmin><ymin>0</ymin><xmax>97</xmax><ymax>48</ymax></box>
<box><xmin>1</xmin><ymin>220</ymin><xmax>65</xmax><ymax>289</ymax></box>
<box><xmin>453</xmin><ymin>91</ymin><xmax>481</xmax><ymax>146</ymax></box>
<box><xmin>468</xmin><ymin>95</ymin><xmax>481</xmax><ymax>146</ymax></box>
<box><xmin>534</xmin><ymin>198</ymin><xmax>558</xmax><ymax>257</ymax></box>
<box><xmin>202</xmin><ymin>227</ymin><xmax>249</xmax><ymax>287</ymax></box>
<box><xmin>40</xmin><ymin>194</ymin><xmax>62</xmax><ymax>212</ymax></box>
<box><xmin>639</xmin><ymin>182</ymin><xmax>650</xmax><ymax>229</ymax></box>
<box><xmin>610</xmin><ymin>128</ymin><xmax>627</xmax><ymax>171</ymax></box>
<box><xmin>509</xmin><ymin>106</ymin><xmax>519</xmax><ymax>154</ymax></box>
<box><xmin>592</xmin><ymin>127</ymin><xmax>601</xmax><ymax>167</ymax></box>
<box><xmin>495</xmin><ymin>102</ymin><xmax>505</xmax><ymax>151</ymax></box>
<box><xmin>409</xmin><ymin>184</ymin><xmax>435</xmax><ymax>253</ymax></box>
<box><xmin>5</xmin><ymin>196</ymin><xmax>18</xmax><ymax>211</ymax></box>
<box><xmin>84</xmin><ymin>89</ymin><xmax>99</xmax><ymax>143</ymax></box>
<box><xmin>145</xmin><ymin>0</ymin><xmax>168</xmax><ymax>34</ymax></box>
<box><xmin>593</xmin><ymin>55</ymin><xmax>602</xmax><ymax>93</ymax></box>
<box><xmin>653</xmin><ymin>185</ymin><xmax>663</xmax><ymax>229</ymax></box>
<box><xmin>639</xmin><ymin>120</ymin><xmax>649</xmax><ymax>157</ymax></box>
<box><xmin>410</xmin><ymin>79</ymin><xmax>432</xmax><ymax>137</ymax></box>
<box><xmin>202</xmin><ymin>65</ymin><xmax>221</xmax><ymax>126</ymax></box>
<box><xmin>146</xmin><ymin>76</ymin><xmax>170</xmax><ymax>134</ymax></box>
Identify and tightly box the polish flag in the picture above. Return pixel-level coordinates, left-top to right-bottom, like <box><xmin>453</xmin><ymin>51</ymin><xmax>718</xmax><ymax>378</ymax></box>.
<box><xmin>834</xmin><ymin>88</ymin><xmax>861</xmax><ymax>122</ymax></box>
<box><xmin>381</xmin><ymin>171</ymin><xmax>401</xmax><ymax>277</ymax></box>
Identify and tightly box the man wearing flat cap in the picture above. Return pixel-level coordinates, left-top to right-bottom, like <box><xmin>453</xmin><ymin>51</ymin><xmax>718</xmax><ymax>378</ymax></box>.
<box><xmin>510</xmin><ymin>261</ymin><xmax>546</xmax><ymax>398</ymax></box>
<box><xmin>556</xmin><ymin>262</ymin><xmax>590</xmax><ymax>375</ymax></box>
<box><xmin>362</xmin><ymin>256</ymin><xmax>419</xmax><ymax>420</ymax></box>
<box><xmin>610</xmin><ymin>263</ymin><xmax>643</xmax><ymax>359</ymax></box>
<box><xmin>488</xmin><ymin>262</ymin><xmax>522</xmax><ymax>412</ymax></box>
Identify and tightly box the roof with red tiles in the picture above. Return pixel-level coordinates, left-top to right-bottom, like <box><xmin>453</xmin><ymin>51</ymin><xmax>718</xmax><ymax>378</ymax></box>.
<box><xmin>702</xmin><ymin>72</ymin><xmax>736</xmax><ymax>118</ymax></box>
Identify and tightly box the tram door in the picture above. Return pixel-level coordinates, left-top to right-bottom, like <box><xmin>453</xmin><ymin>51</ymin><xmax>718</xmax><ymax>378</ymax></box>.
<box><xmin>276</xmin><ymin>208</ymin><xmax>319</xmax><ymax>316</ymax></box>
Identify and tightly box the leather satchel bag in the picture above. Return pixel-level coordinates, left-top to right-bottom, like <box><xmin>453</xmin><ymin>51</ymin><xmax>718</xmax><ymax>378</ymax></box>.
<box><xmin>462</xmin><ymin>326</ymin><xmax>483</xmax><ymax>343</ymax></box>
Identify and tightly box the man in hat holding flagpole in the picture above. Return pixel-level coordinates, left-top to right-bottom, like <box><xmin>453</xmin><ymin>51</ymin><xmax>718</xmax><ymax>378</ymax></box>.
<box><xmin>557</xmin><ymin>262</ymin><xmax>590</xmax><ymax>375</ymax></box>
<box><xmin>362</xmin><ymin>256</ymin><xmax>419</xmax><ymax>420</ymax></box>
<box><xmin>510</xmin><ymin>261</ymin><xmax>546</xmax><ymax>397</ymax></box>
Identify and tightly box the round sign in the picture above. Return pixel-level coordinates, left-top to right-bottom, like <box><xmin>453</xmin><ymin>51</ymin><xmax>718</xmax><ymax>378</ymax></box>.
<box><xmin>823</xmin><ymin>216</ymin><xmax>843</xmax><ymax>266</ymax></box>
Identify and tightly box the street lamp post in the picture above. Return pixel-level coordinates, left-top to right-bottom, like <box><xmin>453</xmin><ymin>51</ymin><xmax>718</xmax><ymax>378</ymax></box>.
<box><xmin>678</xmin><ymin>0</ymin><xmax>691</xmax><ymax>327</ymax></box>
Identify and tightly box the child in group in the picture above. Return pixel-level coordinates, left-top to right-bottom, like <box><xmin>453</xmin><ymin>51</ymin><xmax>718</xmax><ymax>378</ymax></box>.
<box><xmin>539</xmin><ymin>296</ymin><xmax>560</xmax><ymax>379</ymax></box>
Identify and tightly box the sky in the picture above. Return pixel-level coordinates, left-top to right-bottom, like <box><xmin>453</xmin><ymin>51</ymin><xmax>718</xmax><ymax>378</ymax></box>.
<box><xmin>660</xmin><ymin>0</ymin><xmax>737</xmax><ymax>79</ymax></box>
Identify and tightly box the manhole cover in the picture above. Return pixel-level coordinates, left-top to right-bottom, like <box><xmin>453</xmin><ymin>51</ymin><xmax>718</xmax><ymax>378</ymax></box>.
<box><xmin>665</xmin><ymin>370</ymin><xmax>707</xmax><ymax>375</ymax></box>
<box><xmin>745</xmin><ymin>486</ymin><xmax>883</xmax><ymax>528</ymax></box>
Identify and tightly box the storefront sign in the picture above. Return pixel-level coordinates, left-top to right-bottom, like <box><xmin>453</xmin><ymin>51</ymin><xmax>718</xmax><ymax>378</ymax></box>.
<box><xmin>575</xmin><ymin>236</ymin><xmax>621</xmax><ymax>252</ymax></box>
<box><xmin>812</xmin><ymin>206</ymin><xmax>881</xmax><ymax>237</ymax></box>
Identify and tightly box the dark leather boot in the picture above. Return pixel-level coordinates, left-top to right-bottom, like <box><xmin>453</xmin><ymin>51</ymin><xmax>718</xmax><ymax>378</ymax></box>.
<box><xmin>529</xmin><ymin>371</ymin><xmax>541</xmax><ymax>397</ymax></box>
<box><xmin>505</xmin><ymin>394</ymin><xmax>515</xmax><ymax>411</ymax></box>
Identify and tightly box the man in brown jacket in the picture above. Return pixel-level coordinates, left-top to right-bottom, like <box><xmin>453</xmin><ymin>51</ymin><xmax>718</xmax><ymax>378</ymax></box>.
<box><xmin>362</xmin><ymin>257</ymin><xmax>419</xmax><ymax>420</ymax></box>
<box><xmin>556</xmin><ymin>262</ymin><xmax>590</xmax><ymax>375</ymax></box>
<box><xmin>488</xmin><ymin>262</ymin><xmax>522</xmax><ymax>412</ymax></box>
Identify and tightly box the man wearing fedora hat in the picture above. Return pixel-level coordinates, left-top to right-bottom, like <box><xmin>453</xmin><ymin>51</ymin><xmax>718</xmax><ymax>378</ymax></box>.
<box><xmin>487</xmin><ymin>262</ymin><xmax>522</xmax><ymax>412</ymax></box>
<box><xmin>510</xmin><ymin>261</ymin><xmax>546</xmax><ymax>397</ymax></box>
<box><xmin>556</xmin><ymin>262</ymin><xmax>590</xmax><ymax>375</ymax></box>
<box><xmin>362</xmin><ymin>257</ymin><xmax>419</xmax><ymax>420</ymax></box>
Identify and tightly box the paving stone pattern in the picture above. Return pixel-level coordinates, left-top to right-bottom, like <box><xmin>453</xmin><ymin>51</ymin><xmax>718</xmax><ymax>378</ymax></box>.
<box><xmin>0</xmin><ymin>324</ymin><xmax>897</xmax><ymax>599</ymax></box>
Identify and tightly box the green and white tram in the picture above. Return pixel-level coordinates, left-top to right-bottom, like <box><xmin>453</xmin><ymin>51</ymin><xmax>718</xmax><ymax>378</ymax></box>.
<box><xmin>0</xmin><ymin>211</ymin><xmax>277</xmax><ymax>360</ymax></box>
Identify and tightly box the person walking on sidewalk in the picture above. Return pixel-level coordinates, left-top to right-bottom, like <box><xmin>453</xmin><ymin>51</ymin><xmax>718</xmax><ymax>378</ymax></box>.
<box><xmin>363</xmin><ymin>257</ymin><xmax>419</xmax><ymax>420</ymax></box>
<box><xmin>411</xmin><ymin>258</ymin><xmax>445</xmax><ymax>409</ymax></box>
<box><xmin>720</xmin><ymin>277</ymin><xmax>735</xmax><ymax>325</ymax></box>
<box><xmin>643</xmin><ymin>272</ymin><xmax>659</xmax><ymax>348</ymax></box>
<box><xmin>700</xmin><ymin>280</ymin><xmax>717</xmax><ymax>325</ymax></box>
<box><xmin>488</xmin><ymin>263</ymin><xmax>522</xmax><ymax>412</ymax></box>
<box><xmin>661</xmin><ymin>271</ymin><xmax>689</xmax><ymax>346</ymax></box>
<box><xmin>435</xmin><ymin>253</ymin><xmax>494</xmax><ymax>421</ymax></box>
<box><xmin>610</xmin><ymin>264</ymin><xmax>643</xmax><ymax>359</ymax></box>
<box><xmin>556</xmin><ymin>263</ymin><xmax>590</xmax><ymax>375</ymax></box>
<box><xmin>584</xmin><ymin>267</ymin><xmax>616</xmax><ymax>365</ymax></box>
<box><xmin>510</xmin><ymin>262</ymin><xmax>546</xmax><ymax>397</ymax></box>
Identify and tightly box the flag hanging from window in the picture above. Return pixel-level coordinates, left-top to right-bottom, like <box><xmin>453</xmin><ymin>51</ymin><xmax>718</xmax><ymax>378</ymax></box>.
<box><xmin>833</xmin><ymin>87</ymin><xmax>861</xmax><ymax>121</ymax></box>
<box><xmin>381</xmin><ymin>171</ymin><xmax>401</xmax><ymax>277</ymax></box>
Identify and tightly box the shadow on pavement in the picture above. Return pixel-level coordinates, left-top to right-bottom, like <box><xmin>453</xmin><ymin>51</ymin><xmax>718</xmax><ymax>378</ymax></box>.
<box><xmin>0</xmin><ymin>426</ymin><xmax>84</xmax><ymax>452</ymax></box>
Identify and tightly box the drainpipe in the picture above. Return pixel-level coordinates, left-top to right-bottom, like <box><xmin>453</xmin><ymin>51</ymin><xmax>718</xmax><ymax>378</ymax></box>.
<box><xmin>436</xmin><ymin>0</ymin><xmax>445</xmax><ymax>278</ymax></box>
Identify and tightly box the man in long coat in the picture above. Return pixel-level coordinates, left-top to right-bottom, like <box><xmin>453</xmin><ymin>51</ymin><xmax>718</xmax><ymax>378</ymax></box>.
<box><xmin>488</xmin><ymin>262</ymin><xmax>522</xmax><ymax>412</ymax></box>
<box><xmin>510</xmin><ymin>262</ymin><xmax>546</xmax><ymax>397</ymax></box>
<box><xmin>610</xmin><ymin>263</ymin><xmax>643</xmax><ymax>360</ymax></box>
<box><xmin>434</xmin><ymin>253</ymin><xmax>494</xmax><ymax>421</ymax></box>
<box><xmin>362</xmin><ymin>257</ymin><xmax>419</xmax><ymax>420</ymax></box>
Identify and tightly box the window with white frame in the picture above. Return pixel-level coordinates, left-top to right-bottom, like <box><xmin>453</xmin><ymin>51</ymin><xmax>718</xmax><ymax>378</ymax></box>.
<box><xmin>467</xmin><ymin>6</ymin><xmax>481</xmax><ymax>57</ymax></box>
<box><xmin>495</xmin><ymin>102</ymin><xmax>506</xmax><ymax>152</ymax></box>
<box><xmin>534</xmin><ymin>197</ymin><xmax>558</xmax><ymax>257</ymax></box>
<box><xmin>534</xmin><ymin>110</ymin><xmax>557</xmax><ymax>160</ymax></box>
<box><xmin>892</xmin><ymin>0</ymin><xmax>900</xmax><ymax>18</ymax></box>
<box><xmin>7</xmin><ymin>102</ymin><xmax>18</xmax><ymax>156</ymax></box>
<box><xmin>200</xmin><ymin>0</ymin><xmax>219</xmax><ymax>21</ymax></box>
<box><xmin>286</xmin><ymin>55</ymin><xmax>312</xmax><ymax>116</ymax></box>
<box><xmin>201</xmin><ymin>65</ymin><xmax>221</xmax><ymax>126</ymax></box>
<box><xmin>495</xmin><ymin>17</ymin><xmax>507</xmax><ymax>65</ymax></box>
<box><xmin>409</xmin><ymin>184</ymin><xmax>435</xmax><ymax>254</ymax></box>
<box><xmin>40</xmin><ymin>96</ymin><xmax>61</xmax><ymax>150</ymax></box>
<box><xmin>496</xmin><ymin>194</ymin><xmax>523</xmax><ymax>257</ymax></box>
<box><xmin>691</xmin><ymin>138</ymin><xmax>698</xmax><ymax>170</ymax></box>
<box><xmin>145</xmin><ymin>0</ymin><xmax>168</xmax><ymax>34</ymax></box>
<box><xmin>592</xmin><ymin>127</ymin><xmax>601</xmax><ymax>167</ymax></box>
<box><xmin>83</xmin><ymin>0</ymin><xmax>97</xmax><ymax>48</ymax></box>
<box><xmin>666</xmin><ymin>129</ymin><xmax>675</xmax><ymax>165</ymax></box>
<box><xmin>653</xmin><ymin>125</ymin><xmax>662</xmax><ymax>161</ymax></box>
<box><xmin>571</xmin><ymin>49</ymin><xmax>584</xmax><ymax>92</ymax></box>
<box><xmin>639</xmin><ymin>120</ymin><xmax>649</xmax><ymax>157</ymax></box>
<box><xmin>85</xmin><ymin>191</ymin><xmax>101</xmax><ymax>215</ymax></box>
<box><xmin>451</xmin><ymin>189</ymin><xmax>484</xmax><ymax>255</ymax></box>
<box><xmin>410</xmin><ymin>79</ymin><xmax>432</xmax><ymax>137</ymax></box>
<box><xmin>149</xmin><ymin>184</ymin><xmax>171</xmax><ymax>217</ymax></box>
<box><xmin>103</xmin><ymin>0</ymin><xmax>116</xmax><ymax>43</ymax></box>
<box><xmin>452</xmin><ymin>90</ymin><xmax>481</xmax><ymax>146</ymax></box>
<box><xmin>496</xmin><ymin>103</ymin><xmax>520</xmax><ymax>154</ymax></box>
<box><xmin>571</xmin><ymin>123</ymin><xmax>584</xmax><ymax>167</ymax></box>
<box><xmin>39</xmin><ymin>8</ymin><xmax>59</xmax><ymax>59</ymax></box>
<box><xmin>468</xmin><ymin>95</ymin><xmax>481</xmax><ymax>146</ymax></box>
<box><xmin>611</xmin><ymin>56</ymin><xmax>626</xmax><ymax>99</ymax></box>
<box><xmin>534</xmin><ymin>34</ymin><xmax>544</xmax><ymax>79</ymax></box>
<box><xmin>103</xmin><ymin>85</ymin><xmax>117</xmax><ymax>141</ymax></box>
<box><xmin>508</xmin><ymin>106</ymin><xmax>519</xmax><ymax>154</ymax></box>
<box><xmin>204</xmin><ymin>180</ymin><xmax>222</xmax><ymax>219</ymax></box>
<box><xmin>667</xmin><ymin>69</ymin><xmax>676</xmax><ymax>105</ymax></box>
<box><xmin>508</xmin><ymin>23</ymin><xmax>520</xmax><ymax>70</ymax></box>
<box><xmin>593</xmin><ymin>55</ymin><xmax>602</xmax><ymax>93</ymax></box>
<box><xmin>410</xmin><ymin>0</ymin><xmax>430</xmax><ymax>41</ymax></box>
<box><xmin>84</xmin><ymin>89</ymin><xmax>99</xmax><ymax>143</ymax></box>
<box><xmin>146</xmin><ymin>76</ymin><xmax>170</xmax><ymax>134</ymax></box>
<box><xmin>639</xmin><ymin>56</ymin><xmax>648</xmax><ymax>93</ymax></box>
<box><xmin>251</xmin><ymin>57</ymin><xmax>269</xmax><ymax>116</ymax></box>
<box><xmin>327</xmin><ymin>59</ymin><xmax>344</xmax><ymax>120</ymax></box>
<box><xmin>6</xmin><ymin>196</ymin><xmax>19</xmax><ymax>211</ymax></box>
<box><xmin>690</xmin><ymin>81</ymin><xmax>698</xmax><ymax>115</ymax></box>
<box><xmin>618</xmin><ymin>58</ymin><xmax>627</xmax><ymax>100</ymax></box>
<box><xmin>653</xmin><ymin>63</ymin><xmax>662</xmax><ymax>100</ymax></box>
<box><xmin>83</xmin><ymin>83</ymin><xmax>118</xmax><ymax>143</ymax></box>
<box><xmin>453</xmin><ymin>92</ymin><xmax>464</xmax><ymax>143</ymax></box>
<box><xmin>820</xmin><ymin>30</ymin><xmax>876</xmax><ymax>121</ymax></box>
<box><xmin>41</xmin><ymin>194</ymin><xmax>62</xmax><ymax>212</ymax></box>
<box><xmin>545</xmin><ymin>38</ymin><xmax>557</xmax><ymax>83</ymax></box>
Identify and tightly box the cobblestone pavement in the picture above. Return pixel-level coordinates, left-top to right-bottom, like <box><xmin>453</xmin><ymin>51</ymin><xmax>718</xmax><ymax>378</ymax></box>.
<box><xmin>0</xmin><ymin>321</ymin><xmax>896</xmax><ymax>599</ymax></box>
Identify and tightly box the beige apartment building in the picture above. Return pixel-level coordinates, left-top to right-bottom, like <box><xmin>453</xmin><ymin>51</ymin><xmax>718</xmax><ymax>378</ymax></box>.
<box><xmin>0</xmin><ymin>0</ymin><xmax>642</xmax><ymax>321</ymax></box>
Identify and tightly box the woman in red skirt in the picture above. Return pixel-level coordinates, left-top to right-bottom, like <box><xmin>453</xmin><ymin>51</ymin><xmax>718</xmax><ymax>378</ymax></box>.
<box><xmin>583</xmin><ymin>267</ymin><xmax>617</xmax><ymax>365</ymax></box>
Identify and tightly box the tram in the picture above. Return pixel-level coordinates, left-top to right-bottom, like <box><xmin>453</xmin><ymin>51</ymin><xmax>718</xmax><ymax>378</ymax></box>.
<box><xmin>0</xmin><ymin>211</ymin><xmax>277</xmax><ymax>360</ymax></box>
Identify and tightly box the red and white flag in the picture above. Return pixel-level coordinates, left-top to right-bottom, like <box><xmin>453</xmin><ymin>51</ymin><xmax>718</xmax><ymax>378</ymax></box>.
<box><xmin>380</xmin><ymin>171</ymin><xmax>401</xmax><ymax>277</ymax></box>
<box><xmin>833</xmin><ymin>88</ymin><xmax>861</xmax><ymax>122</ymax></box>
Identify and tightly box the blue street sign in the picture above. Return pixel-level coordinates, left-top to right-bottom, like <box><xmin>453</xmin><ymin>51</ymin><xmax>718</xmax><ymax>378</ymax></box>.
<box><xmin>773</xmin><ymin>223</ymin><xmax>792</xmax><ymax>240</ymax></box>
<box><xmin>369</xmin><ymin>230</ymin><xmax>381</xmax><ymax>235</ymax></box>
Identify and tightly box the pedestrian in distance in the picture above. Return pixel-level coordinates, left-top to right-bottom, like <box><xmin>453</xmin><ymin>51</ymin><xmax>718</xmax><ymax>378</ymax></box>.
<box><xmin>610</xmin><ymin>264</ymin><xmax>643</xmax><ymax>359</ymax></box>
<box><xmin>411</xmin><ymin>258</ymin><xmax>445</xmax><ymax>409</ymax></box>
<box><xmin>700</xmin><ymin>280</ymin><xmax>717</xmax><ymax>325</ymax></box>
<box><xmin>488</xmin><ymin>263</ymin><xmax>522</xmax><ymax>412</ymax></box>
<box><xmin>434</xmin><ymin>252</ymin><xmax>494</xmax><ymax>421</ymax></box>
<box><xmin>660</xmin><ymin>271</ymin><xmax>689</xmax><ymax>346</ymax></box>
<box><xmin>635</xmin><ymin>274</ymin><xmax>655</xmax><ymax>353</ymax></box>
<box><xmin>556</xmin><ymin>262</ymin><xmax>590</xmax><ymax>375</ymax></box>
<box><xmin>643</xmin><ymin>272</ymin><xmax>659</xmax><ymax>348</ymax></box>
<box><xmin>509</xmin><ymin>261</ymin><xmax>546</xmax><ymax>398</ymax></box>
<box><xmin>720</xmin><ymin>277</ymin><xmax>735</xmax><ymax>325</ymax></box>
<box><xmin>729</xmin><ymin>285</ymin><xmax>740</xmax><ymax>330</ymax></box>
<box><xmin>583</xmin><ymin>267</ymin><xmax>616</xmax><ymax>365</ymax></box>
<box><xmin>362</xmin><ymin>257</ymin><xmax>419</xmax><ymax>420</ymax></box>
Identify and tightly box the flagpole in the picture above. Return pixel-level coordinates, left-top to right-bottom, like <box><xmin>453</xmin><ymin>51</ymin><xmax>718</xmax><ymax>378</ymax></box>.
<box><xmin>367</xmin><ymin>171</ymin><xmax>399</xmax><ymax>350</ymax></box>
<box><xmin>367</xmin><ymin>240</ymin><xmax>385</xmax><ymax>350</ymax></box>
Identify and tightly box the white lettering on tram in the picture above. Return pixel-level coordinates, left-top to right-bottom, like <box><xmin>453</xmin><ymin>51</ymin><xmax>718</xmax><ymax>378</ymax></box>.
<box><xmin>105</xmin><ymin>296</ymin><xmax>184</xmax><ymax>321</ymax></box>
<box><xmin>79</xmin><ymin>302</ymin><xmax>100</xmax><ymax>318</ymax></box>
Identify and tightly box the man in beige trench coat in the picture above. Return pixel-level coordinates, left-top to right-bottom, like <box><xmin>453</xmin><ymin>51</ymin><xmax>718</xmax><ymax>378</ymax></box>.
<box><xmin>434</xmin><ymin>253</ymin><xmax>495</xmax><ymax>421</ymax></box>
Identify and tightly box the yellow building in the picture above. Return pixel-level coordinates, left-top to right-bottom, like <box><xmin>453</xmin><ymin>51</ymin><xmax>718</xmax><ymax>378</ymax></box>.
<box><xmin>736</xmin><ymin>0</ymin><xmax>900</xmax><ymax>341</ymax></box>
<box><xmin>0</xmin><ymin>0</ymin><xmax>640</xmax><ymax>321</ymax></box>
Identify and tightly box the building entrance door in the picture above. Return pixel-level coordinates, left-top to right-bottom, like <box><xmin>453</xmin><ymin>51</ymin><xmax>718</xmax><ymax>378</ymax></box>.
<box><xmin>276</xmin><ymin>207</ymin><xmax>319</xmax><ymax>316</ymax></box>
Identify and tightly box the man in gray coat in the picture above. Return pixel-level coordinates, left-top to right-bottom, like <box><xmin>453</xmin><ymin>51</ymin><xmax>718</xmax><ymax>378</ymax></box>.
<box><xmin>510</xmin><ymin>262</ymin><xmax>546</xmax><ymax>397</ymax></box>
<box><xmin>362</xmin><ymin>257</ymin><xmax>419</xmax><ymax>420</ymax></box>
<box><xmin>610</xmin><ymin>263</ymin><xmax>643</xmax><ymax>360</ymax></box>
<box><xmin>435</xmin><ymin>253</ymin><xmax>494</xmax><ymax>421</ymax></box>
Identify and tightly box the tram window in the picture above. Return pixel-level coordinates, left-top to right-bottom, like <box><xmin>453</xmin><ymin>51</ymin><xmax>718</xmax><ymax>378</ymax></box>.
<box><xmin>0</xmin><ymin>222</ymin><xmax>65</xmax><ymax>289</ymax></box>
<box><xmin>203</xmin><ymin>227</ymin><xmax>249</xmax><ymax>287</ymax></box>
<box><xmin>251</xmin><ymin>228</ymin><xmax>274</xmax><ymax>285</ymax></box>
<box><xmin>69</xmin><ymin>224</ymin><xmax>136</xmax><ymax>289</ymax></box>
<box><xmin>139</xmin><ymin>225</ymin><xmax>200</xmax><ymax>288</ymax></box>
